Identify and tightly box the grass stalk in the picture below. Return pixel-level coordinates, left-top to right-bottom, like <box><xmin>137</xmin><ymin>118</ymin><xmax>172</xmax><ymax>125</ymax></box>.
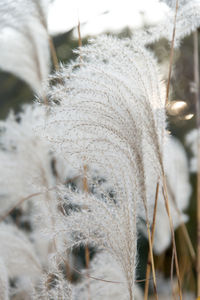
<box><xmin>142</xmin><ymin>191</ymin><xmax>158</xmax><ymax>300</ymax></box>
<box><xmin>146</xmin><ymin>224</ymin><xmax>158</xmax><ymax>300</ymax></box>
<box><xmin>48</xmin><ymin>36</ymin><xmax>59</xmax><ymax>72</ymax></box>
<box><xmin>0</xmin><ymin>191</ymin><xmax>44</xmax><ymax>223</ymax></box>
<box><xmin>170</xmin><ymin>247</ymin><xmax>175</xmax><ymax>298</ymax></box>
<box><xmin>78</xmin><ymin>18</ymin><xmax>83</xmax><ymax>63</ymax></box>
<box><xmin>83</xmin><ymin>164</ymin><xmax>91</xmax><ymax>300</ymax></box>
<box><xmin>78</xmin><ymin>19</ymin><xmax>83</xmax><ymax>48</ymax></box>
<box><xmin>165</xmin><ymin>0</ymin><xmax>179</xmax><ymax>105</ymax></box>
<box><xmin>78</xmin><ymin>16</ymin><xmax>90</xmax><ymax>298</ymax></box>
<box><xmin>144</xmin><ymin>182</ymin><xmax>159</xmax><ymax>300</ymax></box>
<box><xmin>167</xmin><ymin>179</ymin><xmax>196</xmax><ymax>262</ymax></box>
<box><xmin>193</xmin><ymin>30</ymin><xmax>200</xmax><ymax>297</ymax></box>
<box><xmin>162</xmin><ymin>176</ymin><xmax>182</xmax><ymax>300</ymax></box>
<box><xmin>164</xmin><ymin>1</ymin><xmax>183</xmax><ymax>297</ymax></box>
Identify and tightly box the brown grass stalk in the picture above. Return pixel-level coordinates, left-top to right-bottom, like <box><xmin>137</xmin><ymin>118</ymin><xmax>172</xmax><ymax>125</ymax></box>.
<box><xmin>77</xmin><ymin>18</ymin><xmax>83</xmax><ymax>66</ymax></box>
<box><xmin>48</xmin><ymin>36</ymin><xmax>59</xmax><ymax>72</ymax></box>
<box><xmin>193</xmin><ymin>30</ymin><xmax>200</xmax><ymax>298</ymax></box>
<box><xmin>146</xmin><ymin>223</ymin><xmax>158</xmax><ymax>300</ymax></box>
<box><xmin>170</xmin><ymin>248</ymin><xmax>179</xmax><ymax>300</ymax></box>
<box><xmin>176</xmin><ymin>227</ymin><xmax>192</xmax><ymax>294</ymax></box>
<box><xmin>78</xmin><ymin>19</ymin><xmax>83</xmax><ymax>48</ymax></box>
<box><xmin>63</xmin><ymin>258</ymin><xmax>152</xmax><ymax>285</ymax></box>
<box><xmin>165</xmin><ymin>0</ymin><xmax>179</xmax><ymax>105</ymax></box>
<box><xmin>83</xmin><ymin>164</ymin><xmax>91</xmax><ymax>300</ymax></box>
<box><xmin>78</xmin><ymin>16</ymin><xmax>91</xmax><ymax>298</ymax></box>
<box><xmin>166</xmin><ymin>179</ymin><xmax>196</xmax><ymax>263</ymax></box>
<box><xmin>144</xmin><ymin>182</ymin><xmax>159</xmax><ymax>300</ymax></box>
<box><xmin>0</xmin><ymin>191</ymin><xmax>44</xmax><ymax>223</ymax></box>
<box><xmin>163</xmin><ymin>1</ymin><xmax>183</xmax><ymax>298</ymax></box>
<box><xmin>162</xmin><ymin>177</ymin><xmax>182</xmax><ymax>300</ymax></box>
<box><xmin>180</xmin><ymin>224</ymin><xmax>196</xmax><ymax>263</ymax></box>
<box><xmin>142</xmin><ymin>192</ymin><xmax>158</xmax><ymax>300</ymax></box>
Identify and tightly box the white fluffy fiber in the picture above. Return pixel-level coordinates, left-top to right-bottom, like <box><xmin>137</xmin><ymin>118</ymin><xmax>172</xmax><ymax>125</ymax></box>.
<box><xmin>0</xmin><ymin>0</ymin><xmax>50</xmax><ymax>96</ymax></box>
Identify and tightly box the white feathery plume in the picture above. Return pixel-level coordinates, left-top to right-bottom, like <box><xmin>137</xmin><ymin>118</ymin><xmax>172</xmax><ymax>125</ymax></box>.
<box><xmin>43</xmin><ymin>34</ymin><xmax>167</xmax><ymax>199</ymax></box>
<box><xmin>132</xmin><ymin>0</ymin><xmax>200</xmax><ymax>47</ymax></box>
<box><xmin>0</xmin><ymin>258</ymin><xmax>9</xmax><ymax>300</ymax></box>
<box><xmin>72</xmin><ymin>252</ymin><xmax>143</xmax><ymax>300</ymax></box>
<box><xmin>10</xmin><ymin>276</ymin><xmax>36</xmax><ymax>300</ymax></box>
<box><xmin>0</xmin><ymin>0</ymin><xmax>50</xmax><ymax>96</ymax></box>
<box><xmin>0</xmin><ymin>103</ymin><xmax>90</xmax><ymax>276</ymax></box>
<box><xmin>0</xmin><ymin>104</ymin><xmax>63</xmax><ymax>267</ymax></box>
<box><xmin>160</xmin><ymin>0</ymin><xmax>189</xmax><ymax>7</ymax></box>
<box><xmin>38</xmin><ymin>35</ymin><xmax>167</xmax><ymax>298</ymax></box>
<box><xmin>37</xmin><ymin>259</ymin><xmax>72</xmax><ymax>300</ymax></box>
<box><xmin>0</xmin><ymin>223</ymin><xmax>41</xmax><ymax>279</ymax></box>
<box><xmin>0</xmin><ymin>105</ymin><xmax>51</xmax><ymax>212</ymax></box>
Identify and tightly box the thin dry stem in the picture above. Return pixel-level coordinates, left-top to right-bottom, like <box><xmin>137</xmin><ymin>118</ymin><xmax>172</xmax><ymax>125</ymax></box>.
<box><xmin>162</xmin><ymin>177</ymin><xmax>182</xmax><ymax>300</ymax></box>
<box><xmin>64</xmin><ymin>259</ymin><xmax>152</xmax><ymax>284</ymax></box>
<box><xmin>128</xmin><ymin>285</ymin><xmax>133</xmax><ymax>300</ymax></box>
<box><xmin>170</xmin><ymin>247</ymin><xmax>175</xmax><ymax>298</ymax></box>
<box><xmin>166</xmin><ymin>179</ymin><xmax>196</xmax><ymax>262</ymax></box>
<box><xmin>164</xmin><ymin>2</ymin><xmax>182</xmax><ymax>297</ymax></box>
<box><xmin>142</xmin><ymin>194</ymin><xmax>158</xmax><ymax>300</ymax></box>
<box><xmin>77</xmin><ymin>19</ymin><xmax>82</xmax><ymax>48</ymax></box>
<box><xmin>26</xmin><ymin>31</ymin><xmax>48</xmax><ymax>105</ymax></box>
<box><xmin>194</xmin><ymin>30</ymin><xmax>200</xmax><ymax>298</ymax></box>
<box><xmin>165</xmin><ymin>0</ymin><xmax>179</xmax><ymax>105</ymax></box>
<box><xmin>181</xmin><ymin>224</ymin><xmax>195</xmax><ymax>262</ymax></box>
<box><xmin>83</xmin><ymin>164</ymin><xmax>91</xmax><ymax>300</ymax></box>
<box><xmin>176</xmin><ymin>227</ymin><xmax>191</xmax><ymax>292</ymax></box>
<box><xmin>146</xmin><ymin>225</ymin><xmax>158</xmax><ymax>300</ymax></box>
<box><xmin>48</xmin><ymin>36</ymin><xmax>59</xmax><ymax>72</ymax></box>
<box><xmin>78</xmin><ymin>16</ymin><xmax>91</xmax><ymax>298</ymax></box>
<box><xmin>144</xmin><ymin>182</ymin><xmax>159</xmax><ymax>300</ymax></box>
<box><xmin>0</xmin><ymin>191</ymin><xmax>50</xmax><ymax>223</ymax></box>
<box><xmin>77</xmin><ymin>18</ymin><xmax>83</xmax><ymax>63</ymax></box>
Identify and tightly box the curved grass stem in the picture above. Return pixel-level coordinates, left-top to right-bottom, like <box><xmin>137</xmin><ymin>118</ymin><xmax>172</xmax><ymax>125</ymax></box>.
<box><xmin>144</xmin><ymin>182</ymin><xmax>159</xmax><ymax>300</ymax></box>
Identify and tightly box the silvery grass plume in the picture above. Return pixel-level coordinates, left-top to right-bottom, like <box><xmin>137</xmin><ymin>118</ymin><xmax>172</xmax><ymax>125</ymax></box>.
<box><xmin>0</xmin><ymin>223</ymin><xmax>41</xmax><ymax>300</ymax></box>
<box><xmin>0</xmin><ymin>105</ymin><xmax>50</xmax><ymax>208</ymax></box>
<box><xmin>0</xmin><ymin>0</ymin><xmax>50</xmax><ymax>96</ymax></box>
<box><xmin>0</xmin><ymin>222</ymin><xmax>72</xmax><ymax>300</ymax></box>
<box><xmin>35</xmin><ymin>259</ymin><xmax>73</xmax><ymax>300</ymax></box>
<box><xmin>0</xmin><ymin>104</ymin><xmax>62</xmax><ymax>266</ymax></box>
<box><xmin>0</xmin><ymin>223</ymin><xmax>41</xmax><ymax>279</ymax></box>
<box><xmin>152</xmin><ymin>136</ymin><xmax>191</xmax><ymax>254</ymax></box>
<box><xmin>133</xmin><ymin>0</ymin><xmax>200</xmax><ymax>47</ymax></box>
<box><xmin>0</xmin><ymin>105</ymin><xmax>75</xmax><ymax>299</ymax></box>
<box><xmin>72</xmin><ymin>252</ymin><xmax>143</xmax><ymax>300</ymax></box>
<box><xmin>38</xmin><ymin>35</ymin><xmax>167</xmax><ymax>299</ymax></box>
